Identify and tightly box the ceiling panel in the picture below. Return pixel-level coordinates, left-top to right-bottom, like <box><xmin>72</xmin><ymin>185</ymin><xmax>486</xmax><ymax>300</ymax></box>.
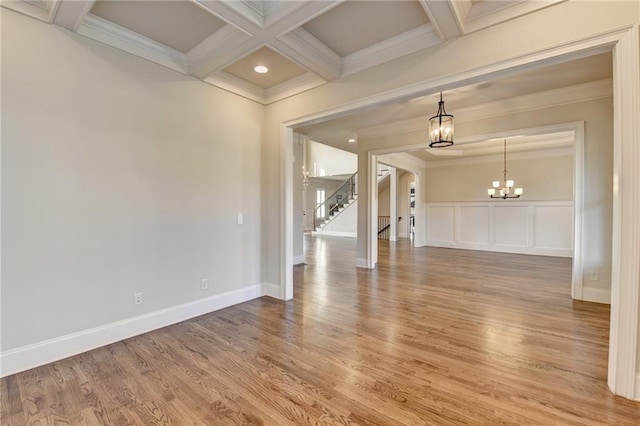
<box><xmin>91</xmin><ymin>0</ymin><xmax>226</xmax><ymax>53</ymax></box>
<box><xmin>302</xmin><ymin>1</ymin><xmax>430</xmax><ymax>56</ymax></box>
<box><xmin>223</xmin><ymin>46</ymin><xmax>308</xmax><ymax>89</ymax></box>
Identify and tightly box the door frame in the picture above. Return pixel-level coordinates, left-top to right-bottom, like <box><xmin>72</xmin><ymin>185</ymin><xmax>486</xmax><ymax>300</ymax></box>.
<box><xmin>281</xmin><ymin>25</ymin><xmax>640</xmax><ymax>399</ymax></box>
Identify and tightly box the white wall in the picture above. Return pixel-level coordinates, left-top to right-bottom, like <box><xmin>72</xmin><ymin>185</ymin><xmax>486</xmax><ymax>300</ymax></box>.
<box><xmin>1</xmin><ymin>10</ymin><xmax>264</xmax><ymax>358</ymax></box>
<box><xmin>307</xmin><ymin>140</ymin><xmax>357</xmax><ymax>177</ymax></box>
<box><xmin>316</xmin><ymin>200</ymin><xmax>358</xmax><ymax>238</ymax></box>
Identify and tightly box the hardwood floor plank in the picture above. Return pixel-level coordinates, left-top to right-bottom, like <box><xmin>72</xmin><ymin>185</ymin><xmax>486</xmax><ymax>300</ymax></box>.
<box><xmin>1</xmin><ymin>236</ymin><xmax>639</xmax><ymax>425</ymax></box>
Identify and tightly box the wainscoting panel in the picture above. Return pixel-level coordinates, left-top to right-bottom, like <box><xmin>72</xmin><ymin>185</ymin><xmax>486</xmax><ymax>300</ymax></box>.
<box><xmin>427</xmin><ymin>206</ymin><xmax>455</xmax><ymax>242</ymax></box>
<box><xmin>458</xmin><ymin>206</ymin><xmax>490</xmax><ymax>245</ymax></box>
<box><xmin>494</xmin><ymin>205</ymin><xmax>529</xmax><ymax>248</ymax></box>
<box><xmin>534</xmin><ymin>205</ymin><xmax>573</xmax><ymax>251</ymax></box>
<box><xmin>426</xmin><ymin>201</ymin><xmax>573</xmax><ymax>257</ymax></box>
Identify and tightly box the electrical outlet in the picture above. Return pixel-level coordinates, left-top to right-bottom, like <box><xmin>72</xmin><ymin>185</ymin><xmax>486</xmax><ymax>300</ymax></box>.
<box><xmin>133</xmin><ymin>292</ymin><xmax>143</xmax><ymax>306</ymax></box>
<box><xmin>201</xmin><ymin>278</ymin><xmax>209</xmax><ymax>291</ymax></box>
<box><xmin>588</xmin><ymin>270</ymin><xmax>599</xmax><ymax>281</ymax></box>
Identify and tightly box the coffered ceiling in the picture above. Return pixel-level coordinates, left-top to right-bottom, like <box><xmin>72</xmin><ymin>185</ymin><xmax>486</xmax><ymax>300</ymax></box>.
<box><xmin>3</xmin><ymin>0</ymin><xmax>566</xmax><ymax>104</ymax></box>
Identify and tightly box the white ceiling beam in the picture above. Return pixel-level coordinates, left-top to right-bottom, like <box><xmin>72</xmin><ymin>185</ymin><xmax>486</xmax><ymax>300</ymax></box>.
<box><xmin>1</xmin><ymin>0</ymin><xmax>60</xmax><ymax>23</ymax></box>
<box><xmin>419</xmin><ymin>0</ymin><xmax>463</xmax><ymax>40</ymax></box>
<box><xmin>51</xmin><ymin>0</ymin><xmax>95</xmax><ymax>31</ymax></box>
<box><xmin>272</xmin><ymin>28</ymin><xmax>341</xmax><ymax>81</ymax></box>
<box><xmin>193</xmin><ymin>0</ymin><xmax>262</xmax><ymax>34</ymax></box>
<box><xmin>187</xmin><ymin>26</ymin><xmax>256</xmax><ymax>79</ymax></box>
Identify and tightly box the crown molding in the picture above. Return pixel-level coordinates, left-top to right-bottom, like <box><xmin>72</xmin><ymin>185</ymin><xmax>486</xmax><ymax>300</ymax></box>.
<box><xmin>2</xmin><ymin>0</ymin><xmax>59</xmax><ymax>22</ymax></box>
<box><xmin>76</xmin><ymin>14</ymin><xmax>188</xmax><ymax>74</ymax></box>
<box><xmin>274</xmin><ymin>28</ymin><xmax>342</xmax><ymax>81</ymax></box>
<box><xmin>418</xmin><ymin>0</ymin><xmax>462</xmax><ymax>40</ymax></box>
<box><xmin>265</xmin><ymin>72</ymin><xmax>326</xmax><ymax>104</ymax></box>
<box><xmin>204</xmin><ymin>71</ymin><xmax>266</xmax><ymax>104</ymax></box>
<box><xmin>462</xmin><ymin>0</ymin><xmax>567</xmax><ymax>34</ymax></box>
<box><xmin>341</xmin><ymin>24</ymin><xmax>442</xmax><ymax>77</ymax></box>
<box><xmin>423</xmin><ymin>146</ymin><xmax>574</xmax><ymax>168</ymax></box>
<box><xmin>51</xmin><ymin>0</ymin><xmax>93</xmax><ymax>31</ymax></box>
<box><xmin>205</xmin><ymin>71</ymin><xmax>325</xmax><ymax>105</ymax></box>
<box><xmin>358</xmin><ymin>79</ymin><xmax>612</xmax><ymax>140</ymax></box>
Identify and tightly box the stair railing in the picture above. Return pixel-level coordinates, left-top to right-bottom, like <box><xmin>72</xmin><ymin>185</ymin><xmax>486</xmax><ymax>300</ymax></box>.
<box><xmin>313</xmin><ymin>172</ymin><xmax>357</xmax><ymax>230</ymax></box>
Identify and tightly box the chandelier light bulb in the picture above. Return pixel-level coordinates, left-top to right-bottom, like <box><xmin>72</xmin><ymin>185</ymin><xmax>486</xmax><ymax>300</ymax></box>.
<box><xmin>488</xmin><ymin>139</ymin><xmax>523</xmax><ymax>200</ymax></box>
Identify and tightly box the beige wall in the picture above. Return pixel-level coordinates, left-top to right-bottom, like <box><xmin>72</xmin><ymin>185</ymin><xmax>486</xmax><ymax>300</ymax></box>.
<box><xmin>1</xmin><ymin>10</ymin><xmax>264</xmax><ymax>351</ymax></box>
<box><xmin>378</xmin><ymin>183</ymin><xmax>390</xmax><ymax>216</ymax></box>
<box><xmin>425</xmin><ymin>154</ymin><xmax>574</xmax><ymax>202</ymax></box>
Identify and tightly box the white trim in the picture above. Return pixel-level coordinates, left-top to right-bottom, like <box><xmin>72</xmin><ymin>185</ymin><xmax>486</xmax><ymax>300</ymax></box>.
<box><xmin>0</xmin><ymin>284</ymin><xmax>265</xmax><ymax>378</ymax></box>
<box><xmin>635</xmin><ymin>374</ymin><xmax>640</xmax><ymax>401</ymax></box>
<box><xmin>608</xmin><ymin>24</ymin><xmax>640</xmax><ymax>399</ymax></box>
<box><xmin>205</xmin><ymin>72</ymin><xmax>325</xmax><ymax>105</ymax></box>
<box><xmin>2</xmin><ymin>0</ymin><xmax>59</xmax><ymax>23</ymax></box>
<box><xmin>462</xmin><ymin>1</ymin><xmax>567</xmax><ymax>35</ymax></box>
<box><xmin>426</xmin><ymin>240</ymin><xmax>572</xmax><ymax>258</ymax></box>
<box><xmin>204</xmin><ymin>71</ymin><xmax>266</xmax><ymax>104</ymax></box>
<box><xmin>76</xmin><ymin>14</ymin><xmax>188</xmax><ymax>74</ymax></box>
<box><xmin>572</xmin><ymin>122</ymin><xmax>585</xmax><ymax>300</ymax></box>
<box><xmin>50</xmin><ymin>0</ymin><xmax>91</xmax><ymax>30</ymax></box>
<box><xmin>262</xmin><ymin>282</ymin><xmax>281</xmax><ymax>298</ymax></box>
<box><xmin>398</xmin><ymin>232</ymin><xmax>409</xmax><ymax>238</ymax></box>
<box><xmin>355</xmin><ymin>257</ymin><xmax>369</xmax><ymax>269</ymax></box>
<box><xmin>274</xmin><ymin>28</ymin><xmax>342</xmax><ymax>81</ymax></box>
<box><xmin>342</xmin><ymin>24</ymin><xmax>441</xmax><ymax>77</ymax></box>
<box><xmin>282</xmin><ymin>125</ymin><xmax>294</xmax><ymax>301</ymax></box>
<box><xmin>187</xmin><ymin>25</ymin><xmax>253</xmax><ymax>79</ymax></box>
<box><xmin>582</xmin><ymin>287</ymin><xmax>612</xmax><ymax>305</ymax></box>
<box><xmin>293</xmin><ymin>255</ymin><xmax>305</xmax><ymax>265</ymax></box>
<box><xmin>313</xmin><ymin>230</ymin><xmax>356</xmax><ymax>238</ymax></box>
<box><xmin>358</xmin><ymin>79</ymin><xmax>612</xmax><ymax>140</ymax></box>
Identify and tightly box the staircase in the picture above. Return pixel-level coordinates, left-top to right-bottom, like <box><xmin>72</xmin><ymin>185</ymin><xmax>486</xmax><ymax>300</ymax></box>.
<box><xmin>313</xmin><ymin>172</ymin><xmax>357</xmax><ymax>231</ymax></box>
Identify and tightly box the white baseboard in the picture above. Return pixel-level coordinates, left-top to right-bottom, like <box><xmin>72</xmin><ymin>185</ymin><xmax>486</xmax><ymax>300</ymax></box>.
<box><xmin>1</xmin><ymin>284</ymin><xmax>267</xmax><ymax>378</ymax></box>
<box><xmin>425</xmin><ymin>240</ymin><xmax>573</xmax><ymax>258</ymax></box>
<box><xmin>398</xmin><ymin>232</ymin><xmax>408</xmax><ymax>238</ymax></box>
<box><xmin>634</xmin><ymin>373</ymin><xmax>640</xmax><ymax>401</ymax></box>
<box><xmin>315</xmin><ymin>230</ymin><xmax>357</xmax><ymax>238</ymax></box>
<box><xmin>581</xmin><ymin>287</ymin><xmax>611</xmax><ymax>304</ymax></box>
<box><xmin>356</xmin><ymin>257</ymin><xmax>377</xmax><ymax>269</ymax></box>
<box><xmin>262</xmin><ymin>282</ymin><xmax>281</xmax><ymax>298</ymax></box>
<box><xmin>293</xmin><ymin>255</ymin><xmax>305</xmax><ymax>265</ymax></box>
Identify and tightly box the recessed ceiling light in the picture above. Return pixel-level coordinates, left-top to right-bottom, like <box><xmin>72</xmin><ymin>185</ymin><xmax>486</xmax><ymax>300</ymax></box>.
<box><xmin>254</xmin><ymin>65</ymin><xmax>269</xmax><ymax>74</ymax></box>
<box><xmin>348</xmin><ymin>138</ymin><xmax>356</xmax><ymax>143</ymax></box>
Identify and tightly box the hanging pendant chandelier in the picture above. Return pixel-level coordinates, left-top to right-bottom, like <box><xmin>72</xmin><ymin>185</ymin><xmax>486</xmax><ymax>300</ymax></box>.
<box><xmin>302</xmin><ymin>166</ymin><xmax>310</xmax><ymax>188</ymax></box>
<box><xmin>429</xmin><ymin>92</ymin><xmax>454</xmax><ymax>148</ymax></box>
<box><xmin>488</xmin><ymin>139</ymin><xmax>523</xmax><ymax>199</ymax></box>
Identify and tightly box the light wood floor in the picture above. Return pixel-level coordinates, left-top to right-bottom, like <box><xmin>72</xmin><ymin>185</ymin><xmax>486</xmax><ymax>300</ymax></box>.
<box><xmin>2</xmin><ymin>236</ymin><xmax>639</xmax><ymax>425</ymax></box>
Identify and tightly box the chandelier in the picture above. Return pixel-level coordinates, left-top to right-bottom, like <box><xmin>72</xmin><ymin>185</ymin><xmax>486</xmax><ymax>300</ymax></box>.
<box><xmin>429</xmin><ymin>92</ymin><xmax>454</xmax><ymax>148</ymax></box>
<box><xmin>302</xmin><ymin>166</ymin><xmax>310</xmax><ymax>188</ymax></box>
<box><xmin>488</xmin><ymin>139</ymin><xmax>523</xmax><ymax>199</ymax></box>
